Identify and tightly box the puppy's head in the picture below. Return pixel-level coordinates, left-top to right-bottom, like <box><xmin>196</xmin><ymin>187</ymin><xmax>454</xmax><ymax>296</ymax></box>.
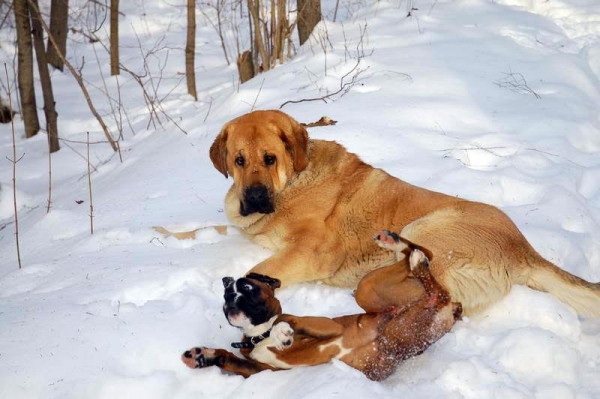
<box><xmin>210</xmin><ymin>110</ymin><xmax>309</xmax><ymax>216</ymax></box>
<box><xmin>222</xmin><ymin>273</ymin><xmax>282</xmax><ymax>330</ymax></box>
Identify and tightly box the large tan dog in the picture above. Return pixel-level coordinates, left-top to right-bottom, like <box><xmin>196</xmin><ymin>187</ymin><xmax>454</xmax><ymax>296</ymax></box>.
<box><xmin>208</xmin><ymin>109</ymin><xmax>600</xmax><ymax>317</ymax></box>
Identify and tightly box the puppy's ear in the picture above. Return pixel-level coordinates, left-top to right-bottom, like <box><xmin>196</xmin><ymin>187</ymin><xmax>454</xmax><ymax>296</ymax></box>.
<box><xmin>279</xmin><ymin>116</ymin><xmax>309</xmax><ymax>173</ymax></box>
<box><xmin>246</xmin><ymin>273</ymin><xmax>282</xmax><ymax>290</ymax></box>
<box><xmin>222</xmin><ymin>276</ymin><xmax>235</xmax><ymax>288</ymax></box>
<box><xmin>209</xmin><ymin>128</ymin><xmax>229</xmax><ymax>178</ymax></box>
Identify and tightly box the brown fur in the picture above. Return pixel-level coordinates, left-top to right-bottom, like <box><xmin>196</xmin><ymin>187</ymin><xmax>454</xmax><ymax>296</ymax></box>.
<box><xmin>182</xmin><ymin>250</ymin><xmax>461</xmax><ymax>380</ymax></box>
<box><xmin>207</xmin><ymin>109</ymin><xmax>600</xmax><ymax>317</ymax></box>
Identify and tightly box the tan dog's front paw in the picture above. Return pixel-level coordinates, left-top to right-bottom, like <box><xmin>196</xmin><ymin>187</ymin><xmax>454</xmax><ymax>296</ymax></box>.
<box><xmin>271</xmin><ymin>322</ymin><xmax>294</xmax><ymax>350</ymax></box>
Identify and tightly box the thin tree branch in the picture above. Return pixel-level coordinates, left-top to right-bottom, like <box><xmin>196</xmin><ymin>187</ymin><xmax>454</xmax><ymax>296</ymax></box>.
<box><xmin>5</xmin><ymin>63</ymin><xmax>22</xmax><ymax>269</ymax></box>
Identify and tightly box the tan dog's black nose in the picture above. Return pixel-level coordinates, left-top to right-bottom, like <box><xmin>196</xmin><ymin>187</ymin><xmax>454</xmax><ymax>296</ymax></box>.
<box><xmin>245</xmin><ymin>186</ymin><xmax>269</xmax><ymax>204</ymax></box>
<box><xmin>241</xmin><ymin>186</ymin><xmax>274</xmax><ymax>216</ymax></box>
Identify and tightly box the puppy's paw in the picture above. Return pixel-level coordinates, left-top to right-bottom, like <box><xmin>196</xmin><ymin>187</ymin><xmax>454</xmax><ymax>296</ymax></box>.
<box><xmin>271</xmin><ymin>322</ymin><xmax>294</xmax><ymax>350</ymax></box>
<box><xmin>182</xmin><ymin>347</ymin><xmax>216</xmax><ymax>369</ymax></box>
<box><xmin>409</xmin><ymin>248</ymin><xmax>429</xmax><ymax>271</ymax></box>
<box><xmin>373</xmin><ymin>230</ymin><xmax>405</xmax><ymax>251</ymax></box>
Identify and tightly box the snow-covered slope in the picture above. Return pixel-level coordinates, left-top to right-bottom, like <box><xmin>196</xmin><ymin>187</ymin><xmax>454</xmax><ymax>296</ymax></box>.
<box><xmin>1</xmin><ymin>0</ymin><xmax>599</xmax><ymax>397</ymax></box>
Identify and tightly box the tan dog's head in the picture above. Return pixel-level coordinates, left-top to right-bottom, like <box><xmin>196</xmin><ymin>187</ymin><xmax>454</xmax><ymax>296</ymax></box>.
<box><xmin>210</xmin><ymin>110</ymin><xmax>309</xmax><ymax>216</ymax></box>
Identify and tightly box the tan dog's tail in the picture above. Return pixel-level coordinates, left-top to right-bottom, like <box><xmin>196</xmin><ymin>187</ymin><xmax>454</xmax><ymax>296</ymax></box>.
<box><xmin>526</xmin><ymin>258</ymin><xmax>600</xmax><ymax>318</ymax></box>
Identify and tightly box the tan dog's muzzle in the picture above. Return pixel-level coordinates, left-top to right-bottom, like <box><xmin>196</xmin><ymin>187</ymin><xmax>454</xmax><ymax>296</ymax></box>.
<box><xmin>240</xmin><ymin>185</ymin><xmax>274</xmax><ymax>216</ymax></box>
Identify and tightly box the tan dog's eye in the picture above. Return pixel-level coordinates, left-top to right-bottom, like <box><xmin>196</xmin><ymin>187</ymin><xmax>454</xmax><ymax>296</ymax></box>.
<box><xmin>264</xmin><ymin>154</ymin><xmax>276</xmax><ymax>166</ymax></box>
<box><xmin>235</xmin><ymin>156</ymin><xmax>245</xmax><ymax>167</ymax></box>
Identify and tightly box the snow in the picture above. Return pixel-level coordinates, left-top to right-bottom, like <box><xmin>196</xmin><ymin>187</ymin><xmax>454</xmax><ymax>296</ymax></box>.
<box><xmin>1</xmin><ymin>0</ymin><xmax>600</xmax><ymax>397</ymax></box>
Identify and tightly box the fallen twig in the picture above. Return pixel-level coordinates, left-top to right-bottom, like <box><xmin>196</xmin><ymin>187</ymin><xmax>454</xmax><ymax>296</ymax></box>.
<box><xmin>301</xmin><ymin>116</ymin><xmax>337</xmax><ymax>127</ymax></box>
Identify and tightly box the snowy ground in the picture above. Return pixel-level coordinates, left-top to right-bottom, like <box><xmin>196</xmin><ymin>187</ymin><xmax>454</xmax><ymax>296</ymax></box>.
<box><xmin>1</xmin><ymin>0</ymin><xmax>600</xmax><ymax>398</ymax></box>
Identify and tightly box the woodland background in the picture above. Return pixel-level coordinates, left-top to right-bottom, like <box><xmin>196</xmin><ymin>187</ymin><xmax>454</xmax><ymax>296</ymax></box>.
<box><xmin>1</xmin><ymin>0</ymin><xmax>600</xmax><ymax>398</ymax></box>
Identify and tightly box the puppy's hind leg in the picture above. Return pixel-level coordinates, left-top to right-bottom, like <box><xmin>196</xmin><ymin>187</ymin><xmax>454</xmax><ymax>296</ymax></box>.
<box><xmin>363</xmin><ymin>250</ymin><xmax>462</xmax><ymax>381</ymax></box>
<box><xmin>355</xmin><ymin>260</ymin><xmax>424</xmax><ymax>313</ymax></box>
<box><xmin>409</xmin><ymin>249</ymin><xmax>462</xmax><ymax>319</ymax></box>
<box><xmin>355</xmin><ymin>231</ymin><xmax>425</xmax><ymax>313</ymax></box>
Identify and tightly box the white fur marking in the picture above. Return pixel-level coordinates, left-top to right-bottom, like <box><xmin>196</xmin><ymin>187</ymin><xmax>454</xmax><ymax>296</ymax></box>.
<box><xmin>241</xmin><ymin>315</ymin><xmax>278</xmax><ymax>338</ymax></box>
<box><xmin>318</xmin><ymin>337</ymin><xmax>352</xmax><ymax>359</ymax></box>
<box><xmin>249</xmin><ymin>338</ymin><xmax>296</xmax><ymax>369</ymax></box>
<box><xmin>271</xmin><ymin>322</ymin><xmax>294</xmax><ymax>350</ymax></box>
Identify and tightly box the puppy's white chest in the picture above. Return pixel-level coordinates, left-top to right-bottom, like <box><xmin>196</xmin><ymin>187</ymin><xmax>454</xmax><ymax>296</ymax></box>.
<box><xmin>249</xmin><ymin>339</ymin><xmax>294</xmax><ymax>369</ymax></box>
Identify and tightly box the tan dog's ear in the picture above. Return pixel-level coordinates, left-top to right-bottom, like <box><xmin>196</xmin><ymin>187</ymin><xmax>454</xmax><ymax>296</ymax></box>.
<box><xmin>209</xmin><ymin>128</ymin><xmax>229</xmax><ymax>178</ymax></box>
<box><xmin>280</xmin><ymin>118</ymin><xmax>309</xmax><ymax>172</ymax></box>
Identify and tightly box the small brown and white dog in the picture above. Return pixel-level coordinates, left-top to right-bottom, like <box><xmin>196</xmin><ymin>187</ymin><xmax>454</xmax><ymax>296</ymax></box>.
<box><xmin>182</xmin><ymin>237</ymin><xmax>462</xmax><ymax>381</ymax></box>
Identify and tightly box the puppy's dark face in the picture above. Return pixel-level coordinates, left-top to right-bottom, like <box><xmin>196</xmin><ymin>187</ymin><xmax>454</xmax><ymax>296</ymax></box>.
<box><xmin>222</xmin><ymin>273</ymin><xmax>282</xmax><ymax>330</ymax></box>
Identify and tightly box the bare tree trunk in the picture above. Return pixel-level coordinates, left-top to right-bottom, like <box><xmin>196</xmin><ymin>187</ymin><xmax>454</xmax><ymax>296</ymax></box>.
<box><xmin>261</xmin><ymin>2</ymin><xmax>269</xmax><ymax>61</ymax></box>
<box><xmin>270</xmin><ymin>0</ymin><xmax>275</xmax><ymax>64</ymax></box>
<box><xmin>275</xmin><ymin>0</ymin><xmax>287</xmax><ymax>63</ymax></box>
<box><xmin>248</xmin><ymin>0</ymin><xmax>269</xmax><ymax>72</ymax></box>
<box><xmin>333</xmin><ymin>0</ymin><xmax>340</xmax><ymax>22</ymax></box>
<box><xmin>46</xmin><ymin>0</ymin><xmax>69</xmax><ymax>71</ymax></box>
<box><xmin>297</xmin><ymin>0</ymin><xmax>321</xmax><ymax>46</ymax></box>
<box><xmin>236</xmin><ymin>50</ymin><xmax>254</xmax><ymax>83</ymax></box>
<box><xmin>247</xmin><ymin>2</ymin><xmax>256</xmax><ymax>76</ymax></box>
<box><xmin>268</xmin><ymin>0</ymin><xmax>286</xmax><ymax>66</ymax></box>
<box><xmin>236</xmin><ymin>0</ymin><xmax>291</xmax><ymax>83</ymax></box>
<box><xmin>14</xmin><ymin>0</ymin><xmax>40</xmax><ymax>137</ymax></box>
<box><xmin>28</xmin><ymin>0</ymin><xmax>119</xmax><ymax>152</ymax></box>
<box><xmin>185</xmin><ymin>0</ymin><xmax>197</xmax><ymax>100</ymax></box>
<box><xmin>110</xmin><ymin>0</ymin><xmax>119</xmax><ymax>75</ymax></box>
<box><xmin>29</xmin><ymin>0</ymin><xmax>59</xmax><ymax>152</ymax></box>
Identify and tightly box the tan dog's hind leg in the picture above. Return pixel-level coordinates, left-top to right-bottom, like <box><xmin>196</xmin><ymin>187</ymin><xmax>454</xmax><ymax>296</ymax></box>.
<box><xmin>399</xmin><ymin>205</ymin><xmax>524</xmax><ymax>315</ymax></box>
